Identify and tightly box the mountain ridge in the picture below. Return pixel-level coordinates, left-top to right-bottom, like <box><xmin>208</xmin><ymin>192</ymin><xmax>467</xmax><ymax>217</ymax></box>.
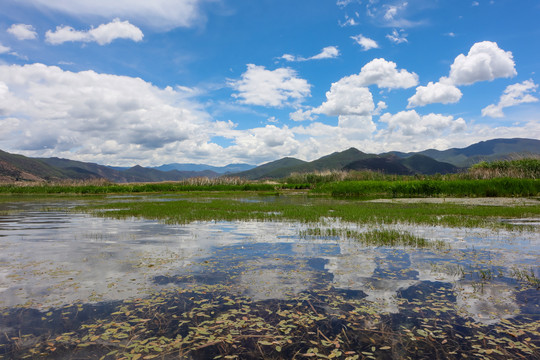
<box><xmin>1</xmin><ymin>138</ymin><xmax>538</xmax><ymax>183</ymax></box>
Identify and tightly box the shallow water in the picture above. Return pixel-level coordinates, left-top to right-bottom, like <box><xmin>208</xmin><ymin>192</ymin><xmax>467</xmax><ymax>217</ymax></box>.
<box><xmin>0</xmin><ymin>197</ymin><xmax>539</xmax><ymax>359</ymax></box>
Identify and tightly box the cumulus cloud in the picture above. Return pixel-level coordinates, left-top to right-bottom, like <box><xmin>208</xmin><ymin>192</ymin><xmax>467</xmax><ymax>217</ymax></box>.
<box><xmin>230</xmin><ymin>64</ymin><xmax>311</xmax><ymax>107</ymax></box>
<box><xmin>408</xmin><ymin>81</ymin><xmax>462</xmax><ymax>107</ymax></box>
<box><xmin>289</xmin><ymin>108</ymin><xmax>316</xmax><ymax>122</ymax></box>
<box><xmin>45</xmin><ymin>19</ymin><xmax>143</xmax><ymax>45</ymax></box>
<box><xmin>482</xmin><ymin>80</ymin><xmax>538</xmax><ymax>118</ymax></box>
<box><xmin>351</xmin><ymin>34</ymin><xmax>379</xmax><ymax>51</ymax></box>
<box><xmin>373</xmin><ymin>101</ymin><xmax>388</xmax><ymax>115</ymax></box>
<box><xmin>380</xmin><ymin>110</ymin><xmax>466</xmax><ymax>136</ymax></box>
<box><xmin>386</xmin><ymin>29</ymin><xmax>407</xmax><ymax>44</ymax></box>
<box><xmin>0</xmin><ymin>63</ymin><xmax>228</xmax><ymax>165</ymax></box>
<box><xmin>16</xmin><ymin>0</ymin><xmax>204</xmax><ymax>30</ymax></box>
<box><xmin>309</xmin><ymin>75</ymin><xmax>378</xmax><ymax>137</ymax></box>
<box><xmin>7</xmin><ymin>24</ymin><xmax>38</xmax><ymax>40</ymax></box>
<box><xmin>281</xmin><ymin>46</ymin><xmax>340</xmax><ymax>62</ymax></box>
<box><xmin>444</xmin><ymin>41</ymin><xmax>516</xmax><ymax>86</ymax></box>
<box><xmin>313</xmin><ymin>76</ymin><xmax>374</xmax><ymax>116</ymax></box>
<box><xmin>354</xmin><ymin>58</ymin><xmax>418</xmax><ymax>89</ymax></box>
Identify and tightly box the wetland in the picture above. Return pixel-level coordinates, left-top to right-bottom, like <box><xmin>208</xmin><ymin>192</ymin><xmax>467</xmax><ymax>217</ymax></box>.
<box><xmin>0</xmin><ymin>192</ymin><xmax>539</xmax><ymax>359</ymax></box>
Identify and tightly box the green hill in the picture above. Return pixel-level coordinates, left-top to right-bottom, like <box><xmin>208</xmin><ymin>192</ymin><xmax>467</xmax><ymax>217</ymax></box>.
<box><xmin>0</xmin><ymin>150</ymin><xmax>67</xmax><ymax>181</ymax></box>
<box><xmin>233</xmin><ymin>157</ymin><xmax>308</xmax><ymax>180</ymax></box>
<box><xmin>344</xmin><ymin>155</ymin><xmax>412</xmax><ymax>175</ymax></box>
<box><xmin>401</xmin><ymin>154</ymin><xmax>459</xmax><ymax>174</ymax></box>
<box><xmin>396</xmin><ymin>138</ymin><xmax>540</xmax><ymax>167</ymax></box>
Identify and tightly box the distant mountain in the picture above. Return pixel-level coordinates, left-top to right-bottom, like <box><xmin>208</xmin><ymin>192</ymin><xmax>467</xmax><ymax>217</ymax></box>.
<box><xmin>344</xmin><ymin>156</ymin><xmax>413</xmax><ymax>175</ymax></box>
<box><xmin>234</xmin><ymin>157</ymin><xmax>308</xmax><ymax>180</ymax></box>
<box><xmin>233</xmin><ymin>148</ymin><xmax>374</xmax><ymax>180</ymax></box>
<box><xmin>39</xmin><ymin>158</ymin><xmax>221</xmax><ymax>183</ymax></box>
<box><xmin>1</xmin><ymin>150</ymin><xmax>68</xmax><ymax>182</ymax></box>
<box><xmin>0</xmin><ymin>152</ymin><xmax>224</xmax><ymax>183</ymax></box>
<box><xmin>1</xmin><ymin>138</ymin><xmax>538</xmax><ymax>183</ymax></box>
<box><xmin>308</xmin><ymin>148</ymin><xmax>373</xmax><ymax>171</ymax></box>
<box><xmin>391</xmin><ymin>138</ymin><xmax>540</xmax><ymax>167</ymax></box>
<box><xmin>401</xmin><ymin>154</ymin><xmax>459</xmax><ymax>175</ymax></box>
<box><xmin>39</xmin><ymin>157</ymin><xmax>130</xmax><ymax>182</ymax></box>
<box><xmin>153</xmin><ymin>163</ymin><xmax>255</xmax><ymax>174</ymax></box>
<box><xmin>122</xmin><ymin>165</ymin><xmax>219</xmax><ymax>182</ymax></box>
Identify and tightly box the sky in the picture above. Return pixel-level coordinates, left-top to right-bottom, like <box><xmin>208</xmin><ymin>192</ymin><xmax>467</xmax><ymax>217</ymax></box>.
<box><xmin>0</xmin><ymin>0</ymin><xmax>539</xmax><ymax>167</ymax></box>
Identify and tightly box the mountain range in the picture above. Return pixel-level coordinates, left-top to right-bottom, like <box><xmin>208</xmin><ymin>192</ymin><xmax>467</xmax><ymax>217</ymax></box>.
<box><xmin>0</xmin><ymin>138</ymin><xmax>538</xmax><ymax>183</ymax></box>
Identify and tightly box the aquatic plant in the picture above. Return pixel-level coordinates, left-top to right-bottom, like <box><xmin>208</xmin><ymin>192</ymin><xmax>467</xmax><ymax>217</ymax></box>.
<box><xmin>1</xmin><ymin>284</ymin><xmax>538</xmax><ymax>359</ymax></box>
<box><xmin>299</xmin><ymin>228</ymin><xmax>445</xmax><ymax>249</ymax></box>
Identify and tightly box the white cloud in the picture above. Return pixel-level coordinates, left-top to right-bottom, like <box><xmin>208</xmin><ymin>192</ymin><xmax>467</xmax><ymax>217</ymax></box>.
<box><xmin>338</xmin><ymin>115</ymin><xmax>376</xmax><ymax>133</ymax></box>
<box><xmin>280</xmin><ymin>54</ymin><xmax>296</xmax><ymax>62</ymax></box>
<box><xmin>7</xmin><ymin>24</ymin><xmax>38</xmax><ymax>40</ymax></box>
<box><xmin>373</xmin><ymin>101</ymin><xmax>388</xmax><ymax>115</ymax></box>
<box><xmin>230</xmin><ymin>64</ymin><xmax>311</xmax><ymax>107</ymax></box>
<box><xmin>384</xmin><ymin>2</ymin><xmax>408</xmax><ymax>21</ymax></box>
<box><xmin>0</xmin><ymin>43</ymin><xmax>10</xmax><ymax>54</ymax></box>
<box><xmin>351</xmin><ymin>34</ymin><xmax>379</xmax><ymax>51</ymax></box>
<box><xmin>444</xmin><ymin>41</ymin><xmax>516</xmax><ymax>86</ymax></box>
<box><xmin>384</xmin><ymin>6</ymin><xmax>399</xmax><ymax>20</ymax></box>
<box><xmin>354</xmin><ymin>58</ymin><xmax>418</xmax><ymax>89</ymax></box>
<box><xmin>472</xmin><ymin>1</ymin><xmax>480</xmax><ymax>6</ymax></box>
<box><xmin>46</xmin><ymin>19</ymin><xmax>144</xmax><ymax>45</ymax></box>
<box><xmin>225</xmin><ymin>125</ymin><xmax>301</xmax><ymax>164</ymax></box>
<box><xmin>310</xmin><ymin>46</ymin><xmax>340</xmax><ymax>60</ymax></box>
<box><xmin>481</xmin><ymin>80</ymin><xmax>538</xmax><ymax>118</ymax></box>
<box><xmin>386</xmin><ymin>29</ymin><xmax>407</xmax><ymax>44</ymax></box>
<box><xmin>0</xmin><ymin>63</ymin><xmax>226</xmax><ymax>165</ymax></box>
<box><xmin>16</xmin><ymin>0</ymin><xmax>205</xmax><ymax>30</ymax></box>
<box><xmin>337</xmin><ymin>0</ymin><xmax>355</xmax><ymax>8</ymax></box>
<box><xmin>281</xmin><ymin>46</ymin><xmax>340</xmax><ymax>62</ymax></box>
<box><xmin>380</xmin><ymin>110</ymin><xmax>466</xmax><ymax>136</ymax></box>
<box><xmin>289</xmin><ymin>108</ymin><xmax>316</xmax><ymax>122</ymax></box>
<box><xmin>339</xmin><ymin>17</ymin><xmax>358</xmax><ymax>27</ymax></box>
<box><xmin>313</xmin><ymin>76</ymin><xmax>375</xmax><ymax>117</ymax></box>
<box><xmin>407</xmin><ymin>81</ymin><xmax>462</xmax><ymax>107</ymax></box>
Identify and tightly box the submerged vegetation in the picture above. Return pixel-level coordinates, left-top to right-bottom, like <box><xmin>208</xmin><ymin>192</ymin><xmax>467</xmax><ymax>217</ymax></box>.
<box><xmin>2</xmin><ymin>283</ymin><xmax>539</xmax><ymax>359</ymax></box>
<box><xmin>299</xmin><ymin>228</ymin><xmax>444</xmax><ymax>249</ymax></box>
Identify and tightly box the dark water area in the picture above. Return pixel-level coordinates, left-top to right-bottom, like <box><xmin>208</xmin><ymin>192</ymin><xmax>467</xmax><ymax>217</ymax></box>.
<box><xmin>0</xmin><ymin>197</ymin><xmax>539</xmax><ymax>359</ymax></box>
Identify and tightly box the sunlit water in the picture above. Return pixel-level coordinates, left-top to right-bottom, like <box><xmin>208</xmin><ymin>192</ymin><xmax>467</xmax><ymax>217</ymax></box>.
<box><xmin>0</xmin><ymin>197</ymin><xmax>539</xmax><ymax>359</ymax></box>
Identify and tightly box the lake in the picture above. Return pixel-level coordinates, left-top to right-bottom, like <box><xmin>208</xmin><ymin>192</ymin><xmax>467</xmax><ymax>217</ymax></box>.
<box><xmin>0</xmin><ymin>195</ymin><xmax>539</xmax><ymax>359</ymax></box>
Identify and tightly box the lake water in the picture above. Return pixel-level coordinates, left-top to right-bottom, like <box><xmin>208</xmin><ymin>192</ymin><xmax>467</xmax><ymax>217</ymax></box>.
<box><xmin>0</xmin><ymin>197</ymin><xmax>539</xmax><ymax>359</ymax></box>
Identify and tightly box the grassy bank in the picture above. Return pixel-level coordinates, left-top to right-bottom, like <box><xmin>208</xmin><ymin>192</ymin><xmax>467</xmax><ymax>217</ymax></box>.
<box><xmin>0</xmin><ymin>182</ymin><xmax>283</xmax><ymax>195</ymax></box>
<box><xmin>313</xmin><ymin>178</ymin><xmax>540</xmax><ymax>198</ymax></box>
<box><xmin>1</xmin><ymin>177</ymin><xmax>538</xmax><ymax>198</ymax></box>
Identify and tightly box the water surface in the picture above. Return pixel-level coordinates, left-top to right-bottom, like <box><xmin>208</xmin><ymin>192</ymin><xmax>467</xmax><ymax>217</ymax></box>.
<box><xmin>0</xmin><ymin>197</ymin><xmax>538</xmax><ymax>359</ymax></box>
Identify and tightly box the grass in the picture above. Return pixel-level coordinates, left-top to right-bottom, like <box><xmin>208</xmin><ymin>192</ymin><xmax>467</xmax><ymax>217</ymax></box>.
<box><xmin>0</xmin><ymin>181</ymin><xmax>281</xmax><ymax>194</ymax></box>
<box><xmin>1</xmin><ymin>177</ymin><xmax>538</xmax><ymax>199</ymax></box>
<box><xmin>468</xmin><ymin>158</ymin><xmax>540</xmax><ymax>179</ymax></box>
<box><xmin>312</xmin><ymin>178</ymin><xmax>540</xmax><ymax>198</ymax></box>
<box><xmin>76</xmin><ymin>194</ymin><xmax>540</xmax><ymax>229</ymax></box>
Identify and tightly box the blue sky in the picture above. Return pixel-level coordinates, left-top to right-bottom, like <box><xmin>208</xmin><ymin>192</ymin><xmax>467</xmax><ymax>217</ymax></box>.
<box><xmin>0</xmin><ymin>0</ymin><xmax>539</xmax><ymax>166</ymax></box>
